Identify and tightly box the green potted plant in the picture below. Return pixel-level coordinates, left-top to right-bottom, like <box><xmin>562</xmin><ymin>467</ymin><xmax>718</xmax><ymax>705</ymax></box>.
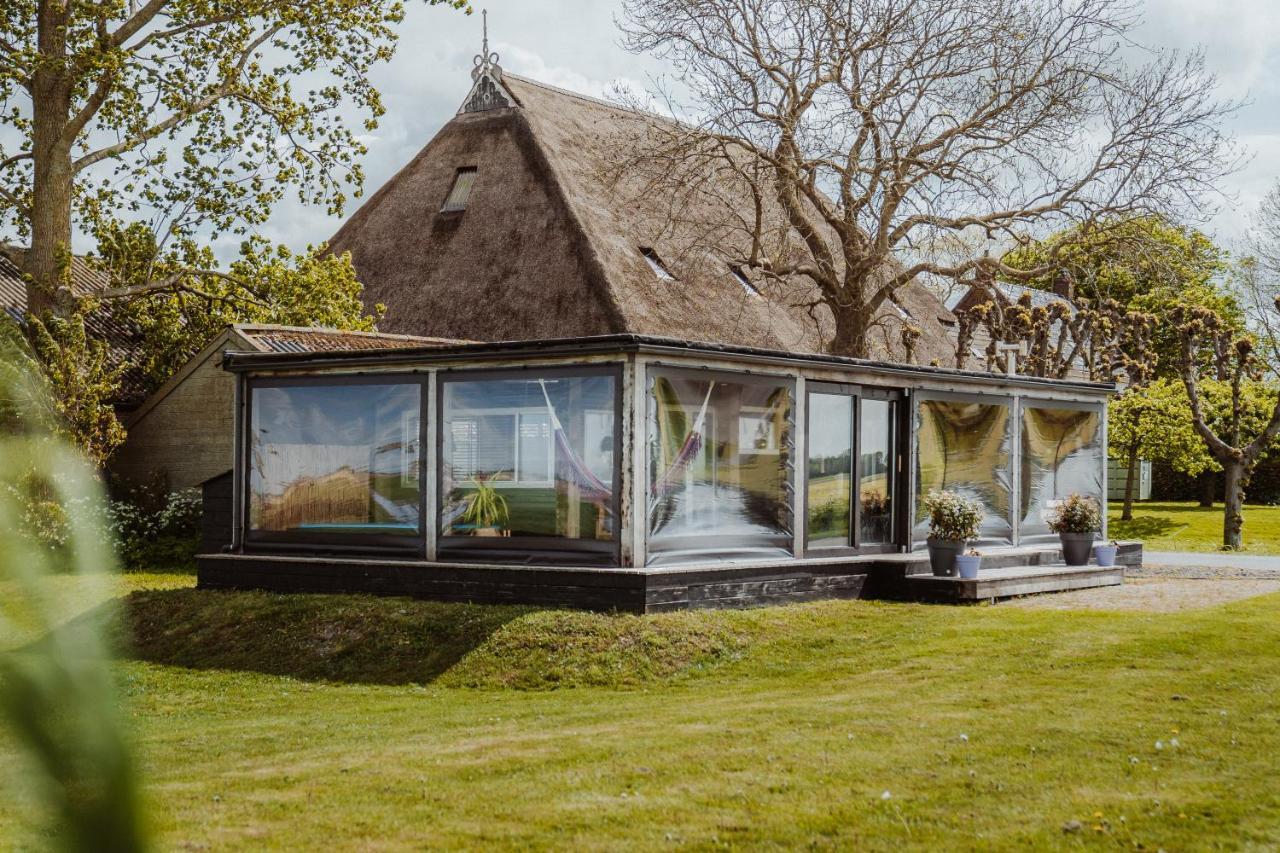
<box><xmin>1047</xmin><ymin>493</ymin><xmax>1101</xmax><ymax>566</ymax></box>
<box><xmin>459</xmin><ymin>475</ymin><xmax>509</xmax><ymax>537</ymax></box>
<box><xmin>921</xmin><ymin>490</ymin><xmax>983</xmax><ymax>577</ymax></box>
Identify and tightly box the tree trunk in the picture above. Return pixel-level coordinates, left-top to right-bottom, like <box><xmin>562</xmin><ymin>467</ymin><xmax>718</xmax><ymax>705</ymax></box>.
<box><xmin>829</xmin><ymin>304</ymin><xmax>873</xmax><ymax>360</ymax></box>
<box><xmin>1121</xmin><ymin>444</ymin><xmax>1139</xmax><ymax>521</ymax></box>
<box><xmin>1198</xmin><ymin>470</ymin><xmax>1215</xmax><ymax>508</ymax></box>
<box><xmin>27</xmin><ymin>0</ymin><xmax>75</xmax><ymax>317</ymax></box>
<box><xmin>1221</xmin><ymin>461</ymin><xmax>1245</xmax><ymax>551</ymax></box>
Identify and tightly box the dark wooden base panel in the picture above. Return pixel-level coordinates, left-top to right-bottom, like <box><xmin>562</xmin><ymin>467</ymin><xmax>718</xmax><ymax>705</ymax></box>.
<box><xmin>197</xmin><ymin>542</ymin><xmax>1141</xmax><ymax>612</ymax></box>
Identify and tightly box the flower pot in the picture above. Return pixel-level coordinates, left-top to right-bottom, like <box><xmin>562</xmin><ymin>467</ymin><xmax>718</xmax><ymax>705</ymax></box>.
<box><xmin>1094</xmin><ymin>543</ymin><xmax>1119</xmax><ymax>567</ymax></box>
<box><xmin>473</xmin><ymin>527</ymin><xmax>505</xmax><ymax>538</ymax></box>
<box><xmin>955</xmin><ymin>554</ymin><xmax>982</xmax><ymax>579</ymax></box>
<box><xmin>926</xmin><ymin>537</ymin><xmax>965</xmax><ymax>576</ymax></box>
<box><xmin>1059</xmin><ymin>532</ymin><xmax>1095</xmax><ymax>566</ymax></box>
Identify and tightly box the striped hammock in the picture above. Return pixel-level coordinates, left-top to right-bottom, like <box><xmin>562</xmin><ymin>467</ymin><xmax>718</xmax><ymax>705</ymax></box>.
<box><xmin>650</xmin><ymin>381</ymin><xmax>715</xmax><ymax>498</ymax></box>
<box><xmin>537</xmin><ymin>380</ymin><xmax>612</xmax><ymax>502</ymax></box>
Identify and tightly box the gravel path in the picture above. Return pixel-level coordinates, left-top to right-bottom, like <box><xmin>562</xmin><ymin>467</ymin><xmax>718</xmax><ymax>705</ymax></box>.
<box><xmin>1142</xmin><ymin>551</ymin><xmax>1280</xmax><ymax>572</ymax></box>
<box><xmin>1002</xmin><ymin>568</ymin><xmax>1280</xmax><ymax>613</ymax></box>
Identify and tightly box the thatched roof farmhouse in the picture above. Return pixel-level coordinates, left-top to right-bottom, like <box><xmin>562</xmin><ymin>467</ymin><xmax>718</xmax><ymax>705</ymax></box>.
<box><xmin>328</xmin><ymin>63</ymin><xmax>957</xmax><ymax>364</ymax></box>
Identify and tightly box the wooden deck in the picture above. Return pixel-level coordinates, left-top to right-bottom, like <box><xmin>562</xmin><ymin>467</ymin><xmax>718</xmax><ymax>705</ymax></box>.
<box><xmin>197</xmin><ymin>542</ymin><xmax>1141</xmax><ymax>612</ymax></box>
<box><xmin>894</xmin><ymin>563</ymin><xmax>1125</xmax><ymax>603</ymax></box>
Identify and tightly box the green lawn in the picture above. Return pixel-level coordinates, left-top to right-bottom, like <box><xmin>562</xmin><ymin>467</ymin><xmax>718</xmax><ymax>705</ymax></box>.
<box><xmin>1109</xmin><ymin>500</ymin><xmax>1280</xmax><ymax>554</ymax></box>
<box><xmin>4</xmin><ymin>571</ymin><xmax>1280</xmax><ymax>849</ymax></box>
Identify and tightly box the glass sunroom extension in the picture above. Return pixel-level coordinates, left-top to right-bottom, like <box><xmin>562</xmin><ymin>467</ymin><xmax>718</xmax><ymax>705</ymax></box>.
<box><xmin>217</xmin><ymin>335</ymin><xmax>1114</xmax><ymax>587</ymax></box>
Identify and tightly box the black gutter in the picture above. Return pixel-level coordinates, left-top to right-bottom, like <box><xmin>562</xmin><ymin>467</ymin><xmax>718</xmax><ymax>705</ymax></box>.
<box><xmin>220</xmin><ymin>333</ymin><xmax>1115</xmax><ymax>394</ymax></box>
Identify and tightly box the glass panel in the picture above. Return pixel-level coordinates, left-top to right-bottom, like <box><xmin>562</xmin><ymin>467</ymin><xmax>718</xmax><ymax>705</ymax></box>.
<box><xmin>914</xmin><ymin>399</ymin><xmax>1013</xmax><ymax>544</ymax></box>
<box><xmin>441</xmin><ymin>374</ymin><xmax>616</xmax><ymax>542</ymax></box>
<box><xmin>1020</xmin><ymin>406</ymin><xmax>1104</xmax><ymax>540</ymax></box>
<box><xmin>859</xmin><ymin>399</ymin><xmax>894</xmax><ymax>544</ymax></box>
<box><xmin>249</xmin><ymin>383</ymin><xmax>421</xmax><ymax>538</ymax></box>
<box><xmin>648</xmin><ymin>373</ymin><xmax>793</xmax><ymax>563</ymax></box>
<box><xmin>807</xmin><ymin>393</ymin><xmax>853</xmax><ymax>548</ymax></box>
<box><xmin>441</xmin><ymin>167</ymin><xmax>476</xmax><ymax>212</ymax></box>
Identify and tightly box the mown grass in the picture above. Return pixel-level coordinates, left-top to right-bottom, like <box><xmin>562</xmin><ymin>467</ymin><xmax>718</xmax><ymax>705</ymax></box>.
<box><xmin>1109</xmin><ymin>500</ymin><xmax>1280</xmax><ymax>554</ymax></box>
<box><xmin>4</xmin><ymin>572</ymin><xmax>1280</xmax><ymax>849</ymax></box>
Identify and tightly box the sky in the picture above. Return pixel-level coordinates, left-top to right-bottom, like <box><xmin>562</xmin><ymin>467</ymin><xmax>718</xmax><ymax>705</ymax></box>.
<box><xmin>144</xmin><ymin>0</ymin><xmax>1280</xmax><ymax>260</ymax></box>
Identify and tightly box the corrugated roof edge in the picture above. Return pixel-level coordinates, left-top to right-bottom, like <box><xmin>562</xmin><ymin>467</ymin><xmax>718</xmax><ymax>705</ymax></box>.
<box><xmin>219</xmin><ymin>333</ymin><xmax>1116</xmax><ymax>393</ymax></box>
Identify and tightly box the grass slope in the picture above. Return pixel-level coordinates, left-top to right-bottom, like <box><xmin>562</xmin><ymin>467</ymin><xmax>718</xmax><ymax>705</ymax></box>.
<box><xmin>5</xmin><ymin>574</ymin><xmax>1280</xmax><ymax>849</ymax></box>
<box><xmin>1109</xmin><ymin>500</ymin><xmax>1280</xmax><ymax>554</ymax></box>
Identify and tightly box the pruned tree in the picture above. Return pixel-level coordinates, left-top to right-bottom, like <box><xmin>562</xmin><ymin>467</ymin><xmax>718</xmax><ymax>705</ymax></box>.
<box><xmin>618</xmin><ymin>0</ymin><xmax>1239</xmax><ymax>358</ymax></box>
<box><xmin>1174</xmin><ymin>303</ymin><xmax>1280</xmax><ymax>550</ymax></box>
<box><xmin>0</xmin><ymin>0</ymin><xmax>467</xmax><ymax>316</ymax></box>
<box><xmin>953</xmin><ymin>280</ymin><xmax>1157</xmax><ymax>384</ymax></box>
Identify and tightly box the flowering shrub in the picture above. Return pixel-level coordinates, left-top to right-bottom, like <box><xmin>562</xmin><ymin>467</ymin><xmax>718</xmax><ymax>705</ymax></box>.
<box><xmin>921</xmin><ymin>489</ymin><xmax>983</xmax><ymax>542</ymax></box>
<box><xmin>9</xmin><ymin>481</ymin><xmax>201</xmax><ymax>571</ymax></box>
<box><xmin>1047</xmin><ymin>493</ymin><xmax>1102</xmax><ymax>534</ymax></box>
<box><xmin>105</xmin><ymin>489</ymin><xmax>202</xmax><ymax>571</ymax></box>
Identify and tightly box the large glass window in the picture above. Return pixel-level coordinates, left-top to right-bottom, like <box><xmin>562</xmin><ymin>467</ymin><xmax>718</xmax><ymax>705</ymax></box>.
<box><xmin>248</xmin><ymin>381</ymin><xmax>422</xmax><ymax>546</ymax></box>
<box><xmin>914</xmin><ymin>398</ymin><xmax>1014</xmax><ymax>544</ymax></box>
<box><xmin>648</xmin><ymin>371</ymin><xmax>793</xmax><ymax>564</ymax></box>
<box><xmin>1020</xmin><ymin>405</ymin><xmax>1104</xmax><ymax>541</ymax></box>
<box><xmin>440</xmin><ymin>371</ymin><xmax>618</xmax><ymax>560</ymax></box>
<box><xmin>807</xmin><ymin>394</ymin><xmax>853</xmax><ymax>547</ymax></box>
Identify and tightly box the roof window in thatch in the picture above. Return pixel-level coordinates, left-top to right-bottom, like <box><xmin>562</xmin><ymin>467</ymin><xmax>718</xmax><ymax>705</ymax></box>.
<box><xmin>441</xmin><ymin>167</ymin><xmax>478</xmax><ymax>213</ymax></box>
<box><xmin>730</xmin><ymin>265</ymin><xmax>759</xmax><ymax>297</ymax></box>
<box><xmin>639</xmin><ymin>247</ymin><xmax>675</xmax><ymax>281</ymax></box>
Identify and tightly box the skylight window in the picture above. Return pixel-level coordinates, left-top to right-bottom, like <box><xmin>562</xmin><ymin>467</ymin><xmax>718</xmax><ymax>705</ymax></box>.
<box><xmin>730</xmin><ymin>265</ymin><xmax>759</xmax><ymax>296</ymax></box>
<box><xmin>441</xmin><ymin>167</ymin><xmax>477</xmax><ymax>212</ymax></box>
<box><xmin>639</xmin><ymin>247</ymin><xmax>675</xmax><ymax>281</ymax></box>
<box><xmin>891</xmin><ymin>299</ymin><xmax>914</xmax><ymax>321</ymax></box>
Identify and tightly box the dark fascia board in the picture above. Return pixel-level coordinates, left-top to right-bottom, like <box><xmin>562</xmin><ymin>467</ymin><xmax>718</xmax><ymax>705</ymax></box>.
<box><xmin>219</xmin><ymin>333</ymin><xmax>1116</xmax><ymax>395</ymax></box>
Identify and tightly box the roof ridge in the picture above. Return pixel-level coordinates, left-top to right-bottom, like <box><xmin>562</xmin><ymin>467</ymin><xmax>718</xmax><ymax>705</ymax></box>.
<box><xmin>503</xmin><ymin>73</ymin><xmax>681</xmax><ymax>129</ymax></box>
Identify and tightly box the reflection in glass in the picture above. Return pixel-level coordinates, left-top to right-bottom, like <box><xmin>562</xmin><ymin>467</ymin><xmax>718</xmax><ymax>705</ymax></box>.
<box><xmin>860</xmin><ymin>399</ymin><xmax>894</xmax><ymax>544</ymax></box>
<box><xmin>249</xmin><ymin>383</ymin><xmax>421</xmax><ymax>537</ymax></box>
<box><xmin>807</xmin><ymin>394</ymin><xmax>853</xmax><ymax>547</ymax></box>
<box><xmin>1021</xmin><ymin>406</ymin><xmax>1103</xmax><ymax>540</ymax></box>
<box><xmin>648</xmin><ymin>373</ymin><xmax>793</xmax><ymax>562</ymax></box>
<box><xmin>914</xmin><ymin>399</ymin><xmax>1013</xmax><ymax>544</ymax></box>
<box><xmin>441</xmin><ymin>374</ymin><xmax>615</xmax><ymax>542</ymax></box>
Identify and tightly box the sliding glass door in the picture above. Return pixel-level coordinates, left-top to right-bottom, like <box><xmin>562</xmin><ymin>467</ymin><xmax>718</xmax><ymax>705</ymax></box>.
<box><xmin>805</xmin><ymin>384</ymin><xmax>901</xmax><ymax>555</ymax></box>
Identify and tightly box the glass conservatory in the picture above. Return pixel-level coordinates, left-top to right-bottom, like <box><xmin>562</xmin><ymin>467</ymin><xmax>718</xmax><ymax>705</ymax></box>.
<box><xmin>201</xmin><ymin>335</ymin><xmax>1113</xmax><ymax>608</ymax></box>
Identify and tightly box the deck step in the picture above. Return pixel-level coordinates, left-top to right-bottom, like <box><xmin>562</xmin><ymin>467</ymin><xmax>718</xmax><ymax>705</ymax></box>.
<box><xmin>897</xmin><ymin>563</ymin><xmax>1124</xmax><ymax>602</ymax></box>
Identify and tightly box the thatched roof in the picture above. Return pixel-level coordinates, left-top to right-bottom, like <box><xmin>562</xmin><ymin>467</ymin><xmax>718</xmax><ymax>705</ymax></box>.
<box><xmin>328</xmin><ymin>72</ymin><xmax>957</xmax><ymax>365</ymax></box>
<box><xmin>234</xmin><ymin>324</ymin><xmax>469</xmax><ymax>353</ymax></box>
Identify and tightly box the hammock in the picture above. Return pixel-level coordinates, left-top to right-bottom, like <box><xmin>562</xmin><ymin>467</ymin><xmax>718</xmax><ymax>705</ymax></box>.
<box><xmin>650</xmin><ymin>381</ymin><xmax>715</xmax><ymax>498</ymax></box>
<box><xmin>537</xmin><ymin>380</ymin><xmax>612</xmax><ymax>502</ymax></box>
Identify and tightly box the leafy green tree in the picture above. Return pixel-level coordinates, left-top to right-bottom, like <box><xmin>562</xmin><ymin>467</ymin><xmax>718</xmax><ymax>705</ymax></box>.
<box><xmin>95</xmin><ymin>223</ymin><xmax>380</xmax><ymax>391</ymax></box>
<box><xmin>1</xmin><ymin>312</ymin><xmax>126</xmax><ymax>467</ymax></box>
<box><xmin>0</xmin><ymin>0</ymin><xmax>467</xmax><ymax>315</ymax></box>
<box><xmin>1002</xmin><ymin>215</ymin><xmax>1243</xmax><ymax>376</ymax></box>
<box><xmin>1108</xmin><ymin>379</ymin><xmax>1215</xmax><ymax>521</ymax></box>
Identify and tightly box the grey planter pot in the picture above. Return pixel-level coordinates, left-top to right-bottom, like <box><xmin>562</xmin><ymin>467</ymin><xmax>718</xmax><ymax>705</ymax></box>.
<box><xmin>1059</xmin><ymin>532</ymin><xmax>1095</xmax><ymax>566</ymax></box>
<box><xmin>927</xmin><ymin>537</ymin><xmax>966</xmax><ymax>576</ymax></box>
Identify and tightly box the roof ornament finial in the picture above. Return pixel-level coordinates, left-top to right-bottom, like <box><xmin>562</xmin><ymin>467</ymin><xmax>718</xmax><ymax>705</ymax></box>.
<box><xmin>472</xmin><ymin>9</ymin><xmax>502</xmax><ymax>82</ymax></box>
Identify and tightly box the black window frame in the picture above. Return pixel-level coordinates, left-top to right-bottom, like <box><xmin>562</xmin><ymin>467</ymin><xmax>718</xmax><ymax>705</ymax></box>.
<box><xmin>436</xmin><ymin>363</ymin><xmax>625</xmax><ymax>567</ymax></box>
<box><xmin>242</xmin><ymin>373</ymin><xmax>430</xmax><ymax>557</ymax></box>
<box><xmin>803</xmin><ymin>381</ymin><xmax>904</xmax><ymax>557</ymax></box>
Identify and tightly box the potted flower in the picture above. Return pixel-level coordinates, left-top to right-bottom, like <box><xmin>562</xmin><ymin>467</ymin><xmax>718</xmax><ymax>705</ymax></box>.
<box><xmin>955</xmin><ymin>548</ymin><xmax>982</xmax><ymax>579</ymax></box>
<box><xmin>1094</xmin><ymin>539</ymin><xmax>1120</xmax><ymax>567</ymax></box>
<box><xmin>1047</xmin><ymin>493</ymin><xmax>1101</xmax><ymax>566</ymax></box>
<box><xmin>459</xmin><ymin>475</ymin><xmax>509</xmax><ymax>537</ymax></box>
<box><xmin>921</xmin><ymin>490</ymin><xmax>983</xmax><ymax>577</ymax></box>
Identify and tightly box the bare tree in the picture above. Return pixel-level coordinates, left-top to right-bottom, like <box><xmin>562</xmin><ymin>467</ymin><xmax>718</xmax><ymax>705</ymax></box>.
<box><xmin>618</xmin><ymin>0</ymin><xmax>1239</xmax><ymax>358</ymax></box>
